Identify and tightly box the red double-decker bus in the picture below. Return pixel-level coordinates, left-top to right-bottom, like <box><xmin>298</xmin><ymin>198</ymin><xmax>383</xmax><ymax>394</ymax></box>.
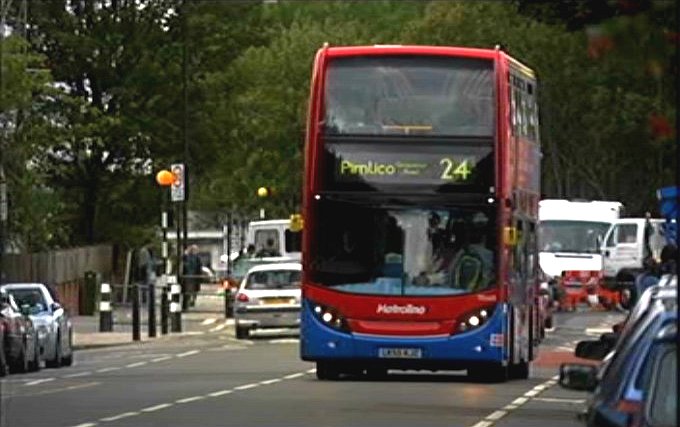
<box><xmin>300</xmin><ymin>44</ymin><xmax>541</xmax><ymax>382</ymax></box>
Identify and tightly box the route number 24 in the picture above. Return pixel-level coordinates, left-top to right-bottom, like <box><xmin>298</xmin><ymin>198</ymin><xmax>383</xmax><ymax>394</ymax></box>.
<box><xmin>439</xmin><ymin>158</ymin><xmax>474</xmax><ymax>181</ymax></box>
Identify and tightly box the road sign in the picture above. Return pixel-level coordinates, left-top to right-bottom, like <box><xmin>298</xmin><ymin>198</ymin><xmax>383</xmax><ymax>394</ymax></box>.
<box><xmin>170</xmin><ymin>163</ymin><xmax>185</xmax><ymax>202</ymax></box>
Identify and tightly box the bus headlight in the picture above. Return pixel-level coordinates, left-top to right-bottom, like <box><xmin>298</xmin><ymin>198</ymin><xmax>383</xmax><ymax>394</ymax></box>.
<box><xmin>457</xmin><ymin>306</ymin><xmax>495</xmax><ymax>333</ymax></box>
<box><xmin>310</xmin><ymin>301</ymin><xmax>349</xmax><ymax>333</ymax></box>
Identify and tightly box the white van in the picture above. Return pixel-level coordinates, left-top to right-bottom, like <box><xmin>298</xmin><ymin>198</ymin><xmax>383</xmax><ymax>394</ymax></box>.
<box><xmin>246</xmin><ymin>219</ymin><xmax>302</xmax><ymax>261</ymax></box>
<box><xmin>539</xmin><ymin>199</ymin><xmax>623</xmax><ymax>279</ymax></box>
<box><xmin>601</xmin><ymin>218</ymin><xmax>666</xmax><ymax>283</ymax></box>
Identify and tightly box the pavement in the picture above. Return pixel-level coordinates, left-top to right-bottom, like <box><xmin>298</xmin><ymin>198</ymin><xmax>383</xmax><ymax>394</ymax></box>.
<box><xmin>72</xmin><ymin>284</ymin><xmax>234</xmax><ymax>349</ymax></box>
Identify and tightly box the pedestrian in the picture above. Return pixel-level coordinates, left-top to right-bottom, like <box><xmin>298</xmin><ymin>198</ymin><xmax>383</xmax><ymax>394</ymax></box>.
<box><xmin>182</xmin><ymin>245</ymin><xmax>203</xmax><ymax>309</ymax></box>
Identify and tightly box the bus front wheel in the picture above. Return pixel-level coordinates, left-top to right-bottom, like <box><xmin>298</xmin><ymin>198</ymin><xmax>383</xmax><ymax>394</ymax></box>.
<box><xmin>469</xmin><ymin>363</ymin><xmax>508</xmax><ymax>383</ymax></box>
<box><xmin>316</xmin><ymin>361</ymin><xmax>340</xmax><ymax>380</ymax></box>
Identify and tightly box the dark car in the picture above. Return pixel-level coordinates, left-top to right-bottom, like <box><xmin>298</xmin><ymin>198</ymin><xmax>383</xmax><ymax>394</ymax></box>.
<box><xmin>559</xmin><ymin>293</ymin><xmax>677</xmax><ymax>427</ymax></box>
<box><xmin>0</xmin><ymin>288</ymin><xmax>40</xmax><ymax>374</ymax></box>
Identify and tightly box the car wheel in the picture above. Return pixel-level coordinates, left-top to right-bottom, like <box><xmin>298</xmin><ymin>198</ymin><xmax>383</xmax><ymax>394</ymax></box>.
<box><xmin>544</xmin><ymin>315</ymin><xmax>553</xmax><ymax>330</ymax></box>
<box><xmin>235</xmin><ymin>323</ymin><xmax>249</xmax><ymax>340</ymax></box>
<box><xmin>46</xmin><ymin>333</ymin><xmax>62</xmax><ymax>368</ymax></box>
<box><xmin>316</xmin><ymin>361</ymin><xmax>340</xmax><ymax>380</ymax></box>
<box><xmin>11</xmin><ymin>339</ymin><xmax>29</xmax><ymax>374</ymax></box>
<box><xmin>0</xmin><ymin>336</ymin><xmax>8</xmax><ymax>377</ymax></box>
<box><xmin>365</xmin><ymin>367</ymin><xmax>388</xmax><ymax>380</ymax></box>
<box><xmin>28</xmin><ymin>338</ymin><xmax>41</xmax><ymax>372</ymax></box>
<box><xmin>60</xmin><ymin>330</ymin><xmax>73</xmax><ymax>367</ymax></box>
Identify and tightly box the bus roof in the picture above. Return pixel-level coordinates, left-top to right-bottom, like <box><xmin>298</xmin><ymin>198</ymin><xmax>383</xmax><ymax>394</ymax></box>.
<box><xmin>324</xmin><ymin>45</ymin><xmax>499</xmax><ymax>60</ymax></box>
<box><xmin>539</xmin><ymin>199</ymin><xmax>623</xmax><ymax>222</ymax></box>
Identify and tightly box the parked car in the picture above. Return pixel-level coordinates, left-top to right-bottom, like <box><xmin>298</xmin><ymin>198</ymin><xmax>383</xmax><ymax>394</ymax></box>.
<box><xmin>2</xmin><ymin>283</ymin><xmax>73</xmax><ymax>368</ymax></box>
<box><xmin>0</xmin><ymin>288</ymin><xmax>40</xmax><ymax>374</ymax></box>
<box><xmin>559</xmin><ymin>281</ymin><xmax>677</xmax><ymax>427</ymax></box>
<box><xmin>234</xmin><ymin>263</ymin><xmax>302</xmax><ymax>339</ymax></box>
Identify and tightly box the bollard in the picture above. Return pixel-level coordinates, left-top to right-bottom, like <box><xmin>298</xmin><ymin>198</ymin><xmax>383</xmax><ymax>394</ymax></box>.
<box><xmin>170</xmin><ymin>280</ymin><xmax>182</xmax><ymax>333</ymax></box>
<box><xmin>99</xmin><ymin>283</ymin><xmax>113</xmax><ymax>332</ymax></box>
<box><xmin>160</xmin><ymin>281</ymin><xmax>168</xmax><ymax>335</ymax></box>
<box><xmin>148</xmin><ymin>281</ymin><xmax>156</xmax><ymax>338</ymax></box>
<box><xmin>132</xmin><ymin>283</ymin><xmax>141</xmax><ymax>341</ymax></box>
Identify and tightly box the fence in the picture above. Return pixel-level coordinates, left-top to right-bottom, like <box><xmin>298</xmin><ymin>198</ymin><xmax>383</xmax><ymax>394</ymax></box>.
<box><xmin>4</xmin><ymin>245</ymin><xmax>114</xmax><ymax>315</ymax></box>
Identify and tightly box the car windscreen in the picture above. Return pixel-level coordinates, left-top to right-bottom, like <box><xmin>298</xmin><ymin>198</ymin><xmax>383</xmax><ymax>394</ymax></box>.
<box><xmin>309</xmin><ymin>198</ymin><xmax>497</xmax><ymax>296</ymax></box>
<box><xmin>245</xmin><ymin>270</ymin><xmax>301</xmax><ymax>290</ymax></box>
<box><xmin>539</xmin><ymin>220</ymin><xmax>611</xmax><ymax>253</ymax></box>
<box><xmin>324</xmin><ymin>55</ymin><xmax>494</xmax><ymax>137</ymax></box>
<box><xmin>7</xmin><ymin>289</ymin><xmax>48</xmax><ymax>313</ymax></box>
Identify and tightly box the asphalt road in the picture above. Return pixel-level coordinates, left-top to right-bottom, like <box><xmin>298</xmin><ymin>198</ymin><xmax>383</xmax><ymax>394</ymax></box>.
<box><xmin>0</xmin><ymin>310</ymin><xmax>623</xmax><ymax>427</ymax></box>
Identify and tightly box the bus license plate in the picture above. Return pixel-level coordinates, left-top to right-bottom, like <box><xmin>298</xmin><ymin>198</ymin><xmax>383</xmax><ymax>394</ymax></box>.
<box><xmin>378</xmin><ymin>348</ymin><xmax>422</xmax><ymax>359</ymax></box>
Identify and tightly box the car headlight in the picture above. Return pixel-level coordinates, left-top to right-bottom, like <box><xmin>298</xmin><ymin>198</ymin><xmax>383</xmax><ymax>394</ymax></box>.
<box><xmin>310</xmin><ymin>301</ymin><xmax>349</xmax><ymax>333</ymax></box>
<box><xmin>457</xmin><ymin>306</ymin><xmax>495</xmax><ymax>333</ymax></box>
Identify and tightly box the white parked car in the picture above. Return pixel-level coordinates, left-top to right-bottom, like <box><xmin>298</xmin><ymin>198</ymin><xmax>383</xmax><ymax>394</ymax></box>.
<box><xmin>234</xmin><ymin>263</ymin><xmax>302</xmax><ymax>339</ymax></box>
<box><xmin>1</xmin><ymin>283</ymin><xmax>73</xmax><ymax>368</ymax></box>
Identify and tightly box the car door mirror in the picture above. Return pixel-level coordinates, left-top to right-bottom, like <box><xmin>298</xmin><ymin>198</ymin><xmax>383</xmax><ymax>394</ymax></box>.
<box><xmin>575</xmin><ymin>339</ymin><xmax>611</xmax><ymax>360</ymax></box>
<box><xmin>599</xmin><ymin>332</ymin><xmax>618</xmax><ymax>349</ymax></box>
<box><xmin>559</xmin><ymin>363</ymin><xmax>598</xmax><ymax>391</ymax></box>
<box><xmin>51</xmin><ymin>302</ymin><xmax>62</xmax><ymax>312</ymax></box>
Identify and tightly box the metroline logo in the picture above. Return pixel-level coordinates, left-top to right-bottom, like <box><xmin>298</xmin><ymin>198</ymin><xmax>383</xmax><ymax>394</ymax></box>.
<box><xmin>376</xmin><ymin>303</ymin><xmax>427</xmax><ymax>315</ymax></box>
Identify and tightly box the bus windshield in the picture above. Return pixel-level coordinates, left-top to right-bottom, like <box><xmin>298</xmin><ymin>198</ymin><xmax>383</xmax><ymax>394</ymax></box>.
<box><xmin>324</xmin><ymin>56</ymin><xmax>494</xmax><ymax>137</ymax></box>
<box><xmin>539</xmin><ymin>220</ymin><xmax>611</xmax><ymax>254</ymax></box>
<box><xmin>309</xmin><ymin>199</ymin><xmax>497</xmax><ymax>296</ymax></box>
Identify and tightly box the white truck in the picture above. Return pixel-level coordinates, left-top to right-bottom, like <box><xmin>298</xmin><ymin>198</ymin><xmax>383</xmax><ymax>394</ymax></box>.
<box><xmin>601</xmin><ymin>217</ymin><xmax>666</xmax><ymax>285</ymax></box>
<box><xmin>538</xmin><ymin>199</ymin><xmax>623</xmax><ymax>279</ymax></box>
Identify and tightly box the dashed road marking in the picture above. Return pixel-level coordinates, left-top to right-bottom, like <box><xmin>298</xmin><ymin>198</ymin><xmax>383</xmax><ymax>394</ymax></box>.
<box><xmin>67</xmin><ymin>369</ymin><xmax>312</xmax><ymax>427</ymax></box>
<box><xmin>202</xmin><ymin>318</ymin><xmax>217</xmax><ymax>325</ymax></box>
<box><xmin>64</xmin><ymin>371</ymin><xmax>92</xmax><ymax>378</ymax></box>
<box><xmin>99</xmin><ymin>411</ymin><xmax>139</xmax><ymax>422</ymax></box>
<box><xmin>151</xmin><ymin>356</ymin><xmax>172</xmax><ymax>363</ymax></box>
<box><xmin>485</xmin><ymin>410</ymin><xmax>507</xmax><ymax>421</ymax></box>
<box><xmin>141</xmin><ymin>403</ymin><xmax>173</xmax><ymax>412</ymax></box>
<box><xmin>176</xmin><ymin>396</ymin><xmax>205</xmax><ymax>404</ymax></box>
<box><xmin>25</xmin><ymin>378</ymin><xmax>55</xmax><ymax>386</ymax></box>
<box><xmin>96</xmin><ymin>367</ymin><xmax>121</xmax><ymax>373</ymax></box>
<box><xmin>125</xmin><ymin>362</ymin><xmax>147</xmax><ymax>368</ymax></box>
<box><xmin>176</xmin><ymin>350</ymin><xmax>200</xmax><ymax>358</ymax></box>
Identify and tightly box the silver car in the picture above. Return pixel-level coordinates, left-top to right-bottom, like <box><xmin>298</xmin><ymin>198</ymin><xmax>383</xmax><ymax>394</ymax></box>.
<box><xmin>2</xmin><ymin>283</ymin><xmax>74</xmax><ymax>368</ymax></box>
<box><xmin>234</xmin><ymin>263</ymin><xmax>301</xmax><ymax>339</ymax></box>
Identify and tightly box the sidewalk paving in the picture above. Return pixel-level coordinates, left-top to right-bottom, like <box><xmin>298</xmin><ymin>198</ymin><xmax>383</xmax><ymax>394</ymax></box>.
<box><xmin>72</xmin><ymin>308</ymin><xmax>233</xmax><ymax>350</ymax></box>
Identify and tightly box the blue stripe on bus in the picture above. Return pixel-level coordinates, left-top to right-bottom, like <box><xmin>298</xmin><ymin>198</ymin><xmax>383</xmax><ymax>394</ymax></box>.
<box><xmin>300</xmin><ymin>299</ymin><xmax>507</xmax><ymax>363</ymax></box>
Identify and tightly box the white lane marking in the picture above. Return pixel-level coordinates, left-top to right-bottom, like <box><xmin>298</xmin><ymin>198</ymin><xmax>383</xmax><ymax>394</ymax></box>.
<box><xmin>176</xmin><ymin>396</ymin><xmax>205</xmax><ymax>404</ymax></box>
<box><xmin>283</xmin><ymin>373</ymin><xmax>304</xmax><ymax>379</ymax></box>
<box><xmin>99</xmin><ymin>412</ymin><xmax>139</xmax><ymax>422</ymax></box>
<box><xmin>202</xmin><ymin>318</ymin><xmax>217</xmax><ymax>325</ymax></box>
<box><xmin>176</xmin><ymin>350</ymin><xmax>200</xmax><ymax>358</ymax></box>
<box><xmin>151</xmin><ymin>356</ymin><xmax>173</xmax><ymax>363</ymax></box>
<box><xmin>25</xmin><ymin>378</ymin><xmax>55</xmax><ymax>386</ymax></box>
<box><xmin>96</xmin><ymin>367</ymin><xmax>121</xmax><ymax>373</ymax></box>
<box><xmin>234</xmin><ymin>383</ymin><xmax>259</xmax><ymax>390</ymax></box>
<box><xmin>533</xmin><ymin>397</ymin><xmax>586</xmax><ymax>404</ymax></box>
<box><xmin>511</xmin><ymin>397</ymin><xmax>528</xmax><ymax>405</ymax></box>
<box><xmin>485</xmin><ymin>410</ymin><xmax>507</xmax><ymax>421</ymax></box>
<box><xmin>181</xmin><ymin>331</ymin><xmax>205</xmax><ymax>335</ymax></box>
<box><xmin>67</xmin><ymin>369</ymin><xmax>313</xmax><ymax>426</ymax></box>
<box><xmin>556</xmin><ymin>346</ymin><xmax>575</xmax><ymax>352</ymax></box>
<box><xmin>210</xmin><ymin>323</ymin><xmax>227</xmax><ymax>332</ymax></box>
<box><xmin>125</xmin><ymin>362</ymin><xmax>147</xmax><ymax>368</ymax></box>
<box><xmin>307</xmin><ymin>368</ymin><xmax>317</xmax><ymax>373</ymax></box>
<box><xmin>467</xmin><ymin>377</ymin><xmax>556</xmax><ymax>427</ymax></box>
<box><xmin>208</xmin><ymin>390</ymin><xmax>233</xmax><ymax>397</ymax></box>
<box><xmin>64</xmin><ymin>371</ymin><xmax>92</xmax><ymax>378</ymax></box>
<box><xmin>141</xmin><ymin>403</ymin><xmax>174</xmax><ymax>412</ymax></box>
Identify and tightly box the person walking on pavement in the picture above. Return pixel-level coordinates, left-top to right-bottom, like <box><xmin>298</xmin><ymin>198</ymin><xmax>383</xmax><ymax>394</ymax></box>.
<box><xmin>182</xmin><ymin>245</ymin><xmax>203</xmax><ymax>310</ymax></box>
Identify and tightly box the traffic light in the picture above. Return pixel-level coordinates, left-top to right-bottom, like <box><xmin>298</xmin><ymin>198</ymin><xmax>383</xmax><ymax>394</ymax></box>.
<box><xmin>257</xmin><ymin>186</ymin><xmax>273</xmax><ymax>198</ymax></box>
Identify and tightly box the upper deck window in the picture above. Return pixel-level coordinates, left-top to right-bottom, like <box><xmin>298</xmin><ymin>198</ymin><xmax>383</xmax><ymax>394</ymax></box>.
<box><xmin>324</xmin><ymin>56</ymin><xmax>494</xmax><ymax>137</ymax></box>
